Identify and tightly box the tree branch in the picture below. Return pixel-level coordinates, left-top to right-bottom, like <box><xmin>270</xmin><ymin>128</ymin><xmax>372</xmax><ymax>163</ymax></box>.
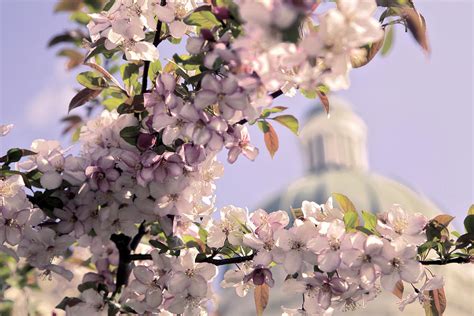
<box><xmin>419</xmin><ymin>257</ymin><xmax>472</xmax><ymax>265</ymax></box>
<box><xmin>269</xmin><ymin>89</ymin><xmax>283</xmax><ymax>99</ymax></box>
<box><xmin>130</xmin><ymin>221</ymin><xmax>147</xmax><ymax>251</ymax></box>
<box><xmin>141</xmin><ymin>0</ymin><xmax>167</xmax><ymax>94</ymax></box>
<box><xmin>236</xmin><ymin>89</ymin><xmax>284</xmax><ymax>125</ymax></box>
<box><xmin>110</xmin><ymin>234</ymin><xmax>132</xmax><ymax>296</ymax></box>
<box><xmin>195</xmin><ymin>254</ymin><xmax>254</xmax><ymax>266</ymax></box>
<box><xmin>129</xmin><ymin>253</ymin><xmax>255</xmax><ymax>266</ymax></box>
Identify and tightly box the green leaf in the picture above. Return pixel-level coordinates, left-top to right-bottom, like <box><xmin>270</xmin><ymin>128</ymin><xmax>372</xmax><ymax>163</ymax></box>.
<box><xmin>381</xmin><ymin>25</ymin><xmax>395</xmax><ymax>56</ymax></box>
<box><xmin>184</xmin><ymin>10</ymin><xmax>220</xmax><ymax>29</ymax></box>
<box><xmin>271</xmin><ymin>115</ymin><xmax>299</xmax><ymax>135</ymax></box>
<box><xmin>464</xmin><ymin>215</ymin><xmax>474</xmax><ymax>233</ymax></box>
<box><xmin>361</xmin><ymin>210</ymin><xmax>378</xmax><ymax>232</ymax></box>
<box><xmin>343</xmin><ymin>211</ymin><xmax>359</xmax><ymax>231</ymax></box>
<box><xmin>332</xmin><ymin>193</ymin><xmax>357</xmax><ymax>213</ymax></box>
<box><xmin>455</xmin><ymin>233</ymin><xmax>474</xmax><ymax>249</ymax></box>
<box><xmin>261</xmin><ymin>106</ymin><xmax>287</xmax><ymax>118</ymax></box>
<box><xmin>149</xmin><ymin>239</ymin><xmax>169</xmax><ymax>253</ymax></box>
<box><xmin>103</xmin><ymin>0</ymin><xmax>116</xmax><ymax>11</ymax></box>
<box><xmin>119</xmin><ymin>126</ymin><xmax>140</xmax><ymax>146</ymax></box>
<box><xmin>77</xmin><ymin>281</ymin><xmax>97</xmax><ymax>292</ymax></box>
<box><xmin>0</xmin><ymin>148</ymin><xmax>36</xmax><ymax>164</ymax></box>
<box><xmin>148</xmin><ymin>60</ymin><xmax>162</xmax><ymax>82</ymax></box>
<box><xmin>55</xmin><ymin>297</ymin><xmax>82</xmax><ymax>310</ymax></box>
<box><xmin>300</xmin><ymin>88</ymin><xmax>317</xmax><ymax>99</ymax></box>
<box><xmin>120</xmin><ymin>63</ymin><xmax>140</xmax><ymax>92</ymax></box>
<box><xmin>70</xmin><ymin>11</ymin><xmax>91</xmax><ymax>24</ymax></box>
<box><xmin>468</xmin><ymin>205</ymin><xmax>474</xmax><ymax>215</ymax></box>
<box><xmin>103</xmin><ymin>97</ymin><xmax>126</xmax><ymax>111</ymax></box>
<box><xmin>85</xmin><ymin>62</ymin><xmax>126</xmax><ymax>93</ymax></box>
<box><xmin>77</xmin><ymin>71</ymin><xmax>107</xmax><ymax>90</ymax></box>
<box><xmin>417</xmin><ymin>240</ymin><xmax>437</xmax><ymax>255</ymax></box>
<box><xmin>355</xmin><ymin>226</ymin><xmax>373</xmax><ymax>236</ymax></box>
<box><xmin>69</xmin><ymin>88</ymin><xmax>102</xmax><ymax>112</ymax></box>
<box><xmin>48</xmin><ymin>30</ymin><xmax>84</xmax><ymax>47</ymax></box>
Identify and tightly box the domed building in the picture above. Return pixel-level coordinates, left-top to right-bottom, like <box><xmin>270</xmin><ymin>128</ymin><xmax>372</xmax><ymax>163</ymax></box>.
<box><xmin>217</xmin><ymin>96</ymin><xmax>473</xmax><ymax>316</ymax></box>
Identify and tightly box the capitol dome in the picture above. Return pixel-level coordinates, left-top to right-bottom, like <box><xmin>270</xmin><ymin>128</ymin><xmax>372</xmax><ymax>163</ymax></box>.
<box><xmin>262</xmin><ymin>96</ymin><xmax>439</xmax><ymax>216</ymax></box>
<box><xmin>217</xmin><ymin>96</ymin><xmax>473</xmax><ymax>316</ymax></box>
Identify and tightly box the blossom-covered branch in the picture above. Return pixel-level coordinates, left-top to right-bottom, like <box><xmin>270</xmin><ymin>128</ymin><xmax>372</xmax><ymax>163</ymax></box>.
<box><xmin>1</xmin><ymin>0</ymin><xmax>469</xmax><ymax>315</ymax></box>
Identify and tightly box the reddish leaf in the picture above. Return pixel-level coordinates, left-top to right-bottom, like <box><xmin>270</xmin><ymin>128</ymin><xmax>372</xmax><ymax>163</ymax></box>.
<box><xmin>57</xmin><ymin>49</ymin><xmax>84</xmax><ymax>70</ymax></box>
<box><xmin>432</xmin><ymin>215</ymin><xmax>455</xmax><ymax>227</ymax></box>
<box><xmin>254</xmin><ymin>283</ymin><xmax>270</xmax><ymax>316</ymax></box>
<box><xmin>69</xmin><ymin>88</ymin><xmax>102</xmax><ymax>112</ymax></box>
<box><xmin>392</xmin><ymin>280</ymin><xmax>404</xmax><ymax>299</ymax></box>
<box><xmin>402</xmin><ymin>8</ymin><xmax>430</xmax><ymax>55</ymax></box>
<box><xmin>423</xmin><ymin>287</ymin><xmax>447</xmax><ymax>316</ymax></box>
<box><xmin>317</xmin><ymin>90</ymin><xmax>330</xmax><ymax>114</ymax></box>
<box><xmin>54</xmin><ymin>0</ymin><xmax>82</xmax><ymax>12</ymax></box>
<box><xmin>351</xmin><ymin>36</ymin><xmax>384</xmax><ymax>68</ymax></box>
<box><xmin>263</xmin><ymin>123</ymin><xmax>279</xmax><ymax>158</ymax></box>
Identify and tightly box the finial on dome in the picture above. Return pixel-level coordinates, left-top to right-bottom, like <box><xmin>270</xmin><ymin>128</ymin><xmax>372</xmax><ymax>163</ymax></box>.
<box><xmin>300</xmin><ymin>95</ymin><xmax>369</xmax><ymax>173</ymax></box>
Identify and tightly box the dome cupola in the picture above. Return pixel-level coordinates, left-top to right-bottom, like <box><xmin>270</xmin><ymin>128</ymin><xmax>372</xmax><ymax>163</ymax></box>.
<box><xmin>300</xmin><ymin>96</ymin><xmax>369</xmax><ymax>173</ymax></box>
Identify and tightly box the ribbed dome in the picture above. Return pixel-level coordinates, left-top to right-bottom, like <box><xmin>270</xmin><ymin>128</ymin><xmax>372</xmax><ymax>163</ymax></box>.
<box><xmin>262</xmin><ymin>171</ymin><xmax>440</xmax><ymax>217</ymax></box>
<box><xmin>300</xmin><ymin>96</ymin><xmax>369</xmax><ymax>173</ymax></box>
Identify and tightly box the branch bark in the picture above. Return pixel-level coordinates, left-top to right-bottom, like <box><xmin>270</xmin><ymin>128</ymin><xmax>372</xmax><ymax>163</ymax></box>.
<box><xmin>419</xmin><ymin>257</ymin><xmax>472</xmax><ymax>265</ymax></box>
<box><xmin>129</xmin><ymin>253</ymin><xmax>255</xmax><ymax>266</ymax></box>
<box><xmin>141</xmin><ymin>0</ymin><xmax>167</xmax><ymax>94</ymax></box>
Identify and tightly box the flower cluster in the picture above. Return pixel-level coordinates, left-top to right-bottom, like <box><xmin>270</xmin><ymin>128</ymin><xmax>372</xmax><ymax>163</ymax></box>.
<box><xmin>235</xmin><ymin>0</ymin><xmax>383</xmax><ymax>92</ymax></box>
<box><xmin>122</xmin><ymin>249</ymin><xmax>217</xmax><ymax>314</ymax></box>
<box><xmin>217</xmin><ymin>199</ymin><xmax>444</xmax><ymax>314</ymax></box>
<box><xmin>87</xmin><ymin>0</ymin><xmax>196</xmax><ymax>61</ymax></box>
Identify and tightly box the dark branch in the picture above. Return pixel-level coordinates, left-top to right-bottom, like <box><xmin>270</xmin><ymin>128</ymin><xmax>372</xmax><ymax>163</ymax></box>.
<box><xmin>195</xmin><ymin>254</ymin><xmax>254</xmax><ymax>266</ymax></box>
<box><xmin>269</xmin><ymin>89</ymin><xmax>283</xmax><ymax>99</ymax></box>
<box><xmin>141</xmin><ymin>0</ymin><xmax>167</xmax><ymax>94</ymax></box>
<box><xmin>129</xmin><ymin>253</ymin><xmax>152</xmax><ymax>261</ymax></box>
<box><xmin>236</xmin><ymin>89</ymin><xmax>284</xmax><ymax>125</ymax></box>
<box><xmin>129</xmin><ymin>253</ymin><xmax>255</xmax><ymax>266</ymax></box>
<box><xmin>419</xmin><ymin>257</ymin><xmax>472</xmax><ymax>265</ymax></box>
<box><xmin>130</xmin><ymin>221</ymin><xmax>147</xmax><ymax>251</ymax></box>
<box><xmin>110</xmin><ymin>234</ymin><xmax>132</xmax><ymax>296</ymax></box>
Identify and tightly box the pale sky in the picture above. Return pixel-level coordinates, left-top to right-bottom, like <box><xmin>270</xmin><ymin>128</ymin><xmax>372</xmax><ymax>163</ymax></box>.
<box><xmin>0</xmin><ymin>1</ymin><xmax>473</xmax><ymax>225</ymax></box>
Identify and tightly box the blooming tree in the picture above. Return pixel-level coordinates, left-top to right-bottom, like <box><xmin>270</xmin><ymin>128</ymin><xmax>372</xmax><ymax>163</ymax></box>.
<box><xmin>0</xmin><ymin>0</ymin><xmax>473</xmax><ymax>315</ymax></box>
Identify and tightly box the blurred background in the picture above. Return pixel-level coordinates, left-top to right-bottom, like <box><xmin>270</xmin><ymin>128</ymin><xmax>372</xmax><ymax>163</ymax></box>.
<box><xmin>0</xmin><ymin>0</ymin><xmax>473</xmax><ymax>315</ymax></box>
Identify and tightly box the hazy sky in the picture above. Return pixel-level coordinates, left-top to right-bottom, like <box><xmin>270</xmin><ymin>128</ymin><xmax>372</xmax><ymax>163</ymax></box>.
<box><xmin>1</xmin><ymin>1</ymin><xmax>473</xmax><ymax>225</ymax></box>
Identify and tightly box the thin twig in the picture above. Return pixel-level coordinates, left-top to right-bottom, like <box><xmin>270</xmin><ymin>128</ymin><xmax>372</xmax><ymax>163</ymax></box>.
<box><xmin>236</xmin><ymin>89</ymin><xmax>284</xmax><ymax>125</ymax></box>
<box><xmin>129</xmin><ymin>253</ymin><xmax>255</xmax><ymax>266</ymax></box>
<box><xmin>419</xmin><ymin>257</ymin><xmax>471</xmax><ymax>265</ymax></box>
<box><xmin>141</xmin><ymin>0</ymin><xmax>167</xmax><ymax>94</ymax></box>
<box><xmin>130</xmin><ymin>221</ymin><xmax>147</xmax><ymax>251</ymax></box>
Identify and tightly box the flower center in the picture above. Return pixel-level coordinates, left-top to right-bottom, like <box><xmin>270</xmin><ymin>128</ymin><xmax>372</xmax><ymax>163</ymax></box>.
<box><xmin>393</xmin><ymin>218</ymin><xmax>408</xmax><ymax>234</ymax></box>
<box><xmin>290</xmin><ymin>240</ymin><xmax>304</xmax><ymax>250</ymax></box>
<box><xmin>391</xmin><ymin>257</ymin><xmax>402</xmax><ymax>269</ymax></box>
<box><xmin>329</xmin><ymin>238</ymin><xmax>341</xmax><ymax>251</ymax></box>
<box><xmin>0</xmin><ymin>183</ymin><xmax>14</xmax><ymax>197</ymax></box>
